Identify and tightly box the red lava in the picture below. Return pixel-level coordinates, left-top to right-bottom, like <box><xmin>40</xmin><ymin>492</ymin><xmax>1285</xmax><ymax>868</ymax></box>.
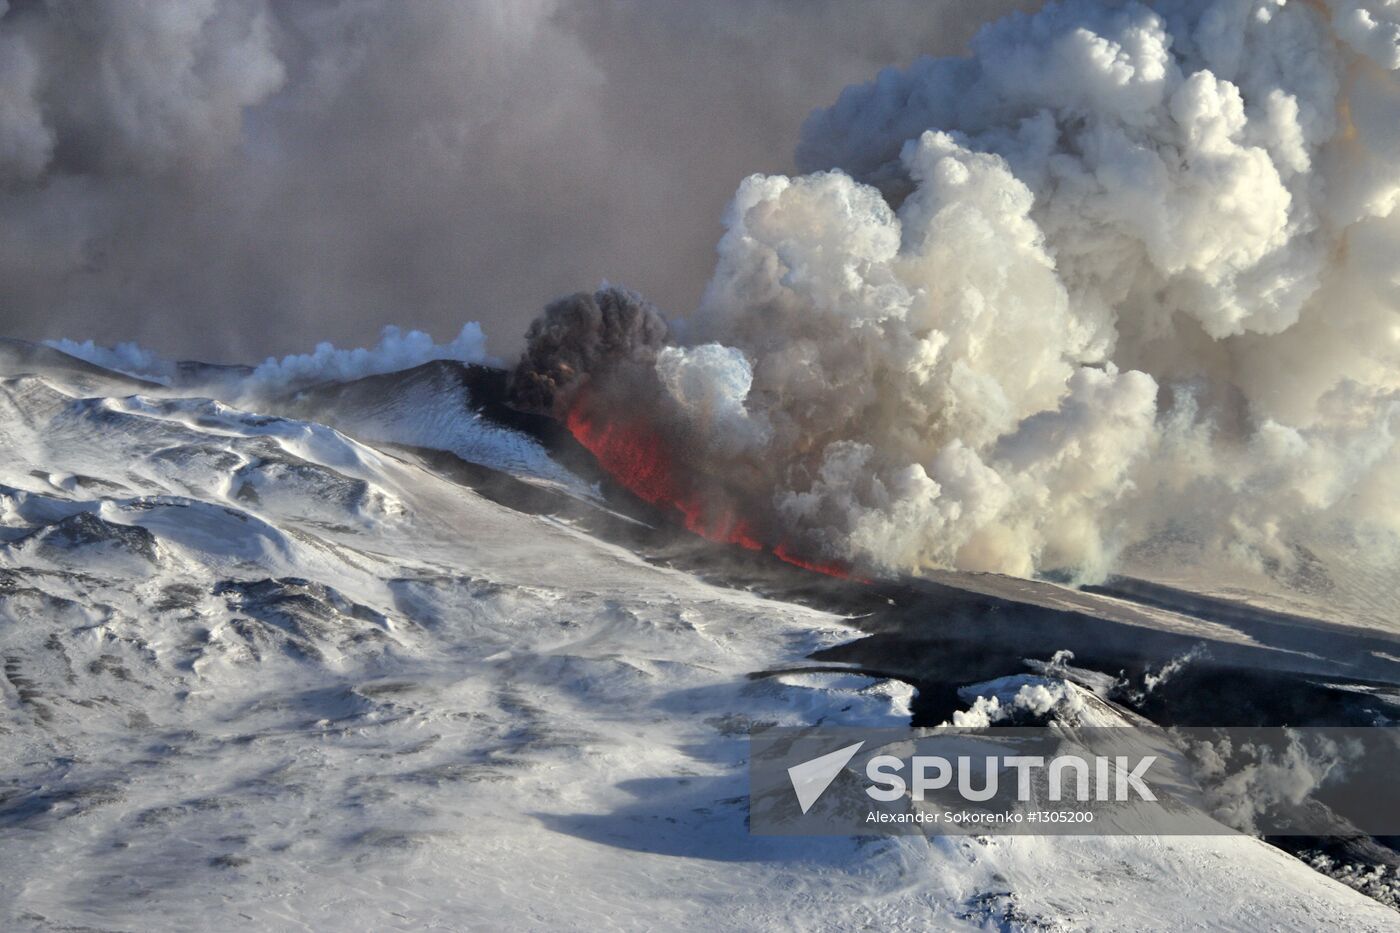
<box><xmin>565</xmin><ymin>397</ymin><xmax>855</xmax><ymax>579</ymax></box>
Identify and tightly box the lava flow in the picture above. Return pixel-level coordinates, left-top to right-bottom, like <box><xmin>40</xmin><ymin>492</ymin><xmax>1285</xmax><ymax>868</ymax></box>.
<box><xmin>565</xmin><ymin>398</ymin><xmax>854</xmax><ymax>578</ymax></box>
<box><xmin>771</xmin><ymin>543</ymin><xmax>857</xmax><ymax>579</ymax></box>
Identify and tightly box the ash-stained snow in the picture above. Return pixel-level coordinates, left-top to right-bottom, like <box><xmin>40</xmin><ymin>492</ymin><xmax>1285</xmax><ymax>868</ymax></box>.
<box><xmin>0</xmin><ymin>345</ymin><xmax>1395</xmax><ymax>931</ymax></box>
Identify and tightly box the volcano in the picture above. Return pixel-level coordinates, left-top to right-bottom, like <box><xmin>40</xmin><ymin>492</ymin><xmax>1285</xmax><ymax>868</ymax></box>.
<box><xmin>1</xmin><ymin>342</ymin><xmax>1398</xmax><ymax>929</ymax></box>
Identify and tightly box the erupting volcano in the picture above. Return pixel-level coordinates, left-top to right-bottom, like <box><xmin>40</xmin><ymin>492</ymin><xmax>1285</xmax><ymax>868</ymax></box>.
<box><xmin>564</xmin><ymin>395</ymin><xmax>855</xmax><ymax>578</ymax></box>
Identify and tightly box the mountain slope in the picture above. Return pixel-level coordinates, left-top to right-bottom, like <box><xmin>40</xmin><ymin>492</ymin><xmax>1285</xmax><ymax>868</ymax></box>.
<box><xmin>0</xmin><ymin>349</ymin><xmax>1394</xmax><ymax>931</ymax></box>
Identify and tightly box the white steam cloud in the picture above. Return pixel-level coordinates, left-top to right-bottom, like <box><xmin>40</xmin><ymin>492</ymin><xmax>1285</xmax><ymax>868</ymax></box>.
<box><xmin>1187</xmin><ymin>731</ymin><xmax>1360</xmax><ymax>835</ymax></box>
<box><xmin>244</xmin><ymin>324</ymin><xmax>491</xmax><ymax>394</ymax></box>
<box><xmin>586</xmin><ymin>0</ymin><xmax>1400</xmax><ymax>585</ymax></box>
<box><xmin>42</xmin><ymin>339</ymin><xmax>176</xmax><ymax>385</ymax></box>
<box><xmin>48</xmin><ymin>324</ymin><xmax>491</xmax><ymax>396</ymax></box>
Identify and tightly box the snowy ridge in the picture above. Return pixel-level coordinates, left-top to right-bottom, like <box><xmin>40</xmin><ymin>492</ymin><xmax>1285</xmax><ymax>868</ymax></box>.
<box><xmin>274</xmin><ymin>359</ymin><xmax>598</xmax><ymax>500</ymax></box>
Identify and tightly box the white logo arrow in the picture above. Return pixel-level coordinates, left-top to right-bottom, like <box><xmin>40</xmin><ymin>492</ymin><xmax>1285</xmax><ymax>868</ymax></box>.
<box><xmin>788</xmin><ymin>741</ymin><xmax>865</xmax><ymax>814</ymax></box>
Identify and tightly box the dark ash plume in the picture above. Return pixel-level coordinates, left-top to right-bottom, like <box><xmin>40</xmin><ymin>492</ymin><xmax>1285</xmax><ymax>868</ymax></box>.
<box><xmin>508</xmin><ymin>286</ymin><xmax>668</xmax><ymax>415</ymax></box>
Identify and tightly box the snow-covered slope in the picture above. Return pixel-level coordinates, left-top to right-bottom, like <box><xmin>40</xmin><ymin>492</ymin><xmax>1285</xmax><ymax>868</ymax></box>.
<box><xmin>274</xmin><ymin>360</ymin><xmax>599</xmax><ymax>500</ymax></box>
<box><xmin>0</xmin><ymin>344</ymin><xmax>1395</xmax><ymax>931</ymax></box>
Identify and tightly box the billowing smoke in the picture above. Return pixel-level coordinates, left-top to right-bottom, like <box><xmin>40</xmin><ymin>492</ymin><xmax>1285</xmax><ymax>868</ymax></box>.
<box><xmin>1187</xmin><ymin>732</ymin><xmax>1359</xmax><ymax>835</ymax></box>
<box><xmin>509</xmin><ymin>287</ymin><xmax>669</xmax><ymax>415</ymax></box>
<box><xmin>516</xmin><ymin>0</ymin><xmax>1400</xmax><ymax>587</ymax></box>
<box><xmin>0</xmin><ymin>0</ymin><xmax>1030</xmax><ymax>362</ymax></box>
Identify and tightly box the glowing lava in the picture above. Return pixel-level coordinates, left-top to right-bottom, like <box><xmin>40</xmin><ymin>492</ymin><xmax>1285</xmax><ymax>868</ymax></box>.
<box><xmin>565</xmin><ymin>398</ymin><xmax>854</xmax><ymax>578</ymax></box>
<box><xmin>565</xmin><ymin>400</ymin><xmax>760</xmax><ymax>549</ymax></box>
<box><xmin>772</xmin><ymin>543</ymin><xmax>857</xmax><ymax>579</ymax></box>
<box><xmin>565</xmin><ymin>402</ymin><xmax>677</xmax><ymax>506</ymax></box>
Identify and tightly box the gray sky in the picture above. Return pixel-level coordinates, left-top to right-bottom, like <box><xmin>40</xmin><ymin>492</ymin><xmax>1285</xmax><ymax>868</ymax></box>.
<box><xmin>0</xmin><ymin>0</ymin><xmax>1032</xmax><ymax>362</ymax></box>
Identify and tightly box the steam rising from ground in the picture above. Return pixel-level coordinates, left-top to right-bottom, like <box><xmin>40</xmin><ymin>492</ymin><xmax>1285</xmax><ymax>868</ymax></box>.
<box><xmin>49</xmin><ymin>324</ymin><xmax>490</xmax><ymax>394</ymax></box>
<box><xmin>517</xmin><ymin>0</ymin><xmax>1400</xmax><ymax>583</ymax></box>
